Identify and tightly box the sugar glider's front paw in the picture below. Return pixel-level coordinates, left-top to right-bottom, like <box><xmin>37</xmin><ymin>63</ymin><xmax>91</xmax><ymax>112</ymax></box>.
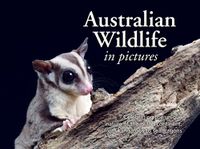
<box><xmin>62</xmin><ymin>119</ymin><xmax>75</xmax><ymax>130</ymax></box>
<box><xmin>53</xmin><ymin>118</ymin><xmax>79</xmax><ymax>133</ymax></box>
<box><xmin>53</xmin><ymin>118</ymin><xmax>77</xmax><ymax>132</ymax></box>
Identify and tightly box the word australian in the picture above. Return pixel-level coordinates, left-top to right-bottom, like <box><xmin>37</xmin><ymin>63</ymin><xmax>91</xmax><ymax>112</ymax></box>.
<box><xmin>83</xmin><ymin>10</ymin><xmax>176</xmax><ymax>48</ymax></box>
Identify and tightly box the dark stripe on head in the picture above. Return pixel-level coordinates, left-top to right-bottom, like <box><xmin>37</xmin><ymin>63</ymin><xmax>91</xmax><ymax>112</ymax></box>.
<box><xmin>52</xmin><ymin>63</ymin><xmax>61</xmax><ymax>85</ymax></box>
<box><xmin>60</xmin><ymin>53</ymin><xmax>86</xmax><ymax>77</ymax></box>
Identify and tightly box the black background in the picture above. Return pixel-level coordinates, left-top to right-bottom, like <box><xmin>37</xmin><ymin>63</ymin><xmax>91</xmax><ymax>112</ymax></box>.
<box><xmin>1</xmin><ymin>1</ymin><xmax>200</xmax><ymax>149</ymax></box>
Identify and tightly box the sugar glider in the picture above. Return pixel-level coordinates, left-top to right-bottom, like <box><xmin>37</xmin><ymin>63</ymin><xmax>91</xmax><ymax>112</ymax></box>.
<box><xmin>15</xmin><ymin>38</ymin><xmax>93</xmax><ymax>149</ymax></box>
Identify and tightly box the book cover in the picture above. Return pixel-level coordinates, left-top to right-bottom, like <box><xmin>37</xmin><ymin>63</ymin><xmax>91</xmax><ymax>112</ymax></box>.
<box><xmin>1</xmin><ymin>1</ymin><xmax>200</xmax><ymax>149</ymax></box>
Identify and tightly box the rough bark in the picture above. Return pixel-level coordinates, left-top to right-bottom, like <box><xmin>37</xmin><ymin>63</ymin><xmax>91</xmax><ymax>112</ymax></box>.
<box><xmin>37</xmin><ymin>39</ymin><xmax>200</xmax><ymax>149</ymax></box>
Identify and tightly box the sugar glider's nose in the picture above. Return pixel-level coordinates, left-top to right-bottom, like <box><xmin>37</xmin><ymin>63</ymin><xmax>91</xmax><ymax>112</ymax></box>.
<box><xmin>85</xmin><ymin>84</ymin><xmax>93</xmax><ymax>93</ymax></box>
<box><xmin>80</xmin><ymin>84</ymin><xmax>93</xmax><ymax>95</ymax></box>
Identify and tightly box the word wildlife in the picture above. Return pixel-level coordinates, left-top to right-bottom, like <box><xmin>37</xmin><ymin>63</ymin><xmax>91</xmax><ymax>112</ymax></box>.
<box><xmin>83</xmin><ymin>10</ymin><xmax>176</xmax><ymax>48</ymax></box>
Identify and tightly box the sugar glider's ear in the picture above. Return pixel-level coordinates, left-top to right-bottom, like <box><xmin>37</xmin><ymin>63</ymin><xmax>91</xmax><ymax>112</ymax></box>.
<box><xmin>32</xmin><ymin>60</ymin><xmax>52</xmax><ymax>74</ymax></box>
<box><xmin>74</xmin><ymin>37</ymin><xmax>88</xmax><ymax>58</ymax></box>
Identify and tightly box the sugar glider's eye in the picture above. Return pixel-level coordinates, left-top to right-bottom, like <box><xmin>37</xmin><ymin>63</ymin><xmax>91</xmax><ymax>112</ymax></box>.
<box><xmin>87</xmin><ymin>65</ymin><xmax>92</xmax><ymax>74</ymax></box>
<box><xmin>62</xmin><ymin>70</ymin><xmax>76</xmax><ymax>84</ymax></box>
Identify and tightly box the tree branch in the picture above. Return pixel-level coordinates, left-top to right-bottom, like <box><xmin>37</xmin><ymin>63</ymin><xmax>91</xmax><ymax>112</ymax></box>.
<box><xmin>38</xmin><ymin>39</ymin><xmax>200</xmax><ymax>149</ymax></box>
